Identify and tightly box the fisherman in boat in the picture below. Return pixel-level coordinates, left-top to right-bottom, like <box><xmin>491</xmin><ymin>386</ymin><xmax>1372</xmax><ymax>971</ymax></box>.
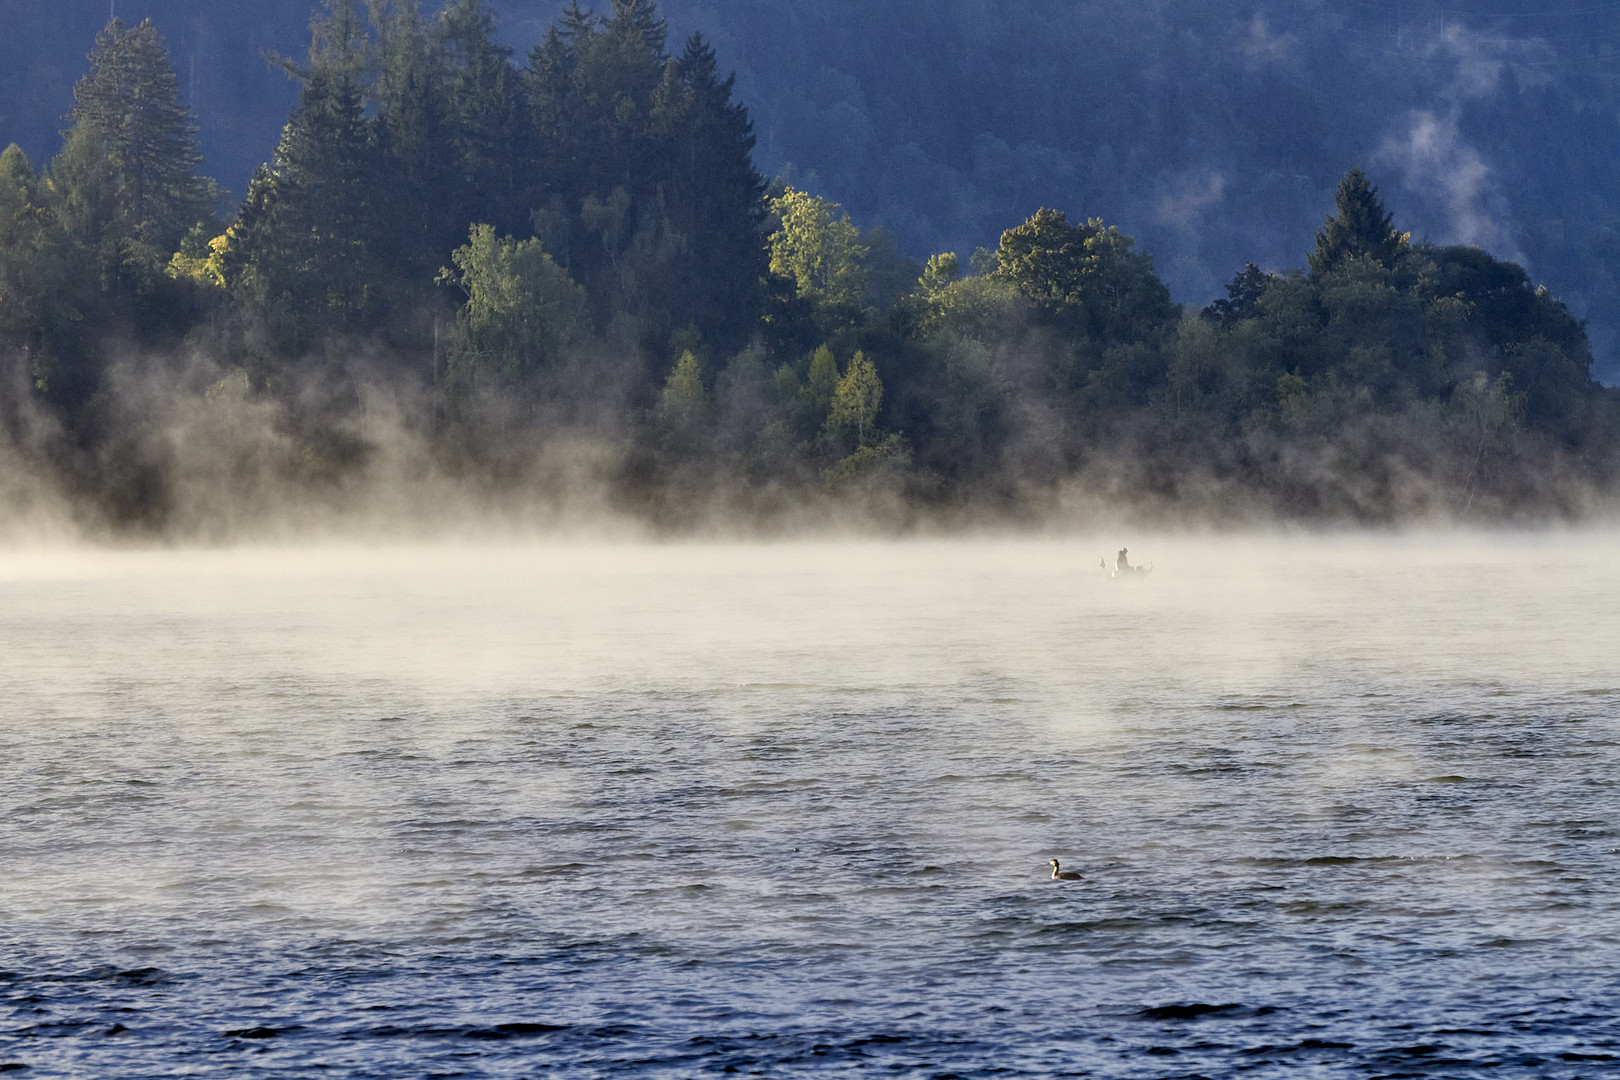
<box><xmin>1116</xmin><ymin>547</ymin><xmax>1131</xmax><ymax>572</ymax></box>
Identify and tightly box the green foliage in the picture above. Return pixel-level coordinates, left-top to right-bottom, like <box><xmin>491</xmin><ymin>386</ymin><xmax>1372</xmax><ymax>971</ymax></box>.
<box><xmin>857</xmin><ymin>226</ymin><xmax>922</xmax><ymax>308</ymax></box>
<box><xmin>224</xmin><ymin>61</ymin><xmax>385</xmax><ymax>346</ymax></box>
<box><xmin>919</xmin><ymin>252</ymin><xmax>961</xmax><ymax>296</ymax></box>
<box><xmin>827</xmin><ymin>348</ymin><xmax>882</xmax><ymax>446</ymax></box>
<box><xmin>803</xmin><ymin>344</ymin><xmax>839</xmax><ymax>414</ymax></box>
<box><xmin>1203</xmin><ymin>262</ymin><xmax>1274</xmax><ymax>325</ymax></box>
<box><xmin>1309</xmin><ymin>168</ymin><xmax>1409</xmax><ymax>277</ymax></box>
<box><xmin>661</xmin><ymin>349</ymin><xmax>706</xmax><ymax>410</ymax></box>
<box><xmin>911</xmin><ymin>271</ymin><xmax>1023</xmax><ymax>341</ymax></box>
<box><xmin>0</xmin><ymin>142</ymin><xmax>87</xmax><ymax>392</ymax></box>
<box><xmin>768</xmin><ymin>187</ymin><xmax>868</xmax><ymax>311</ymax></box>
<box><xmin>209</xmin><ymin>0</ymin><xmax>765</xmax><ymax>359</ymax></box>
<box><xmin>3</xmin><ymin>0</ymin><xmax>1617</xmax><ymax>529</ymax></box>
<box><xmin>166</xmin><ymin>227</ymin><xmax>228</xmax><ymax>289</ymax></box>
<box><xmin>56</xmin><ymin>18</ymin><xmax>213</xmax><ymax>276</ymax></box>
<box><xmin>438</xmin><ymin>223</ymin><xmax>586</xmax><ymax>395</ymax></box>
<box><xmin>47</xmin><ymin>124</ymin><xmax>120</xmax><ymax>273</ymax></box>
<box><xmin>823</xmin><ymin>432</ymin><xmax>910</xmax><ymax>491</ymax></box>
<box><xmin>524</xmin><ymin>6</ymin><xmax>767</xmax><ymax>352</ymax></box>
<box><xmin>0</xmin><ymin>144</ymin><xmax>33</xmax><ymax>186</ymax></box>
<box><xmin>992</xmin><ymin>208</ymin><xmax>1177</xmax><ymax>344</ymax></box>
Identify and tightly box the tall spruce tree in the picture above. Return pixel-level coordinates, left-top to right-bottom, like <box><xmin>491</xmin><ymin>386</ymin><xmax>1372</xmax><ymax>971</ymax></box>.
<box><xmin>519</xmin><ymin>1</ymin><xmax>767</xmax><ymax>350</ymax></box>
<box><xmin>559</xmin><ymin>0</ymin><xmax>596</xmax><ymax>42</ymax></box>
<box><xmin>224</xmin><ymin>2</ymin><xmax>384</xmax><ymax>347</ymax></box>
<box><xmin>0</xmin><ymin>143</ymin><xmax>90</xmax><ymax>400</ymax></box>
<box><xmin>609</xmin><ymin>0</ymin><xmax>668</xmax><ymax>55</ymax></box>
<box><xmin>369</xmin><ymin>0</ymin><xmax>453</xmax><ymax>283</ymax></box>
<box><xmin>434</xmin><ymin>0</ymin><xmax>522</xmax><ymax>237</ymax></box>
<box><xmin>55</xmin><ymin>17</ymin><xmax>212</xmax><ymax>275</ymax></box>
<box><xmin>520</xmin><ymin>0</ymin><xmax>665</xmax><ymax>328</ymax></box>
<box><xmin>1309</xmin><ymin>168</ymin><xmax>1408</xmax><ymax>276</ymax></box>
<box><xmin>658</xmin><ymin>33</ymin><xmax>768</xmax><ymax>350</ymax></box>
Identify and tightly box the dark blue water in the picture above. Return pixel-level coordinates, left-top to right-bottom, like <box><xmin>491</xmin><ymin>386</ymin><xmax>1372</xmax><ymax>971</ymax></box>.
<box><xmin>3</xmin><ymin>539</ymin><xmax>1618</xmax><ymax>1077</ymax></box>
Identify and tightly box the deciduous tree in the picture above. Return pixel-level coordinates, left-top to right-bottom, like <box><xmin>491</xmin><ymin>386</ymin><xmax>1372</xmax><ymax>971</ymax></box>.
<box><xmin>768</xmin><ymin>187</ymin><xmax>867</xmax><ymax>312</ymax></box>
<box><xmin>828</xmin><ymin>348</ymin><xmax>881</xmax><ymax>446</ymax></box>
<box><xmin>992</xmin><ymin>207</ymin><xmax>1176</xmax><ymax>345</ymax></box>
<box><xmin>438</xmin><ymin>223</ymin><xmax>586</xmax><ymax>395</ymax></box>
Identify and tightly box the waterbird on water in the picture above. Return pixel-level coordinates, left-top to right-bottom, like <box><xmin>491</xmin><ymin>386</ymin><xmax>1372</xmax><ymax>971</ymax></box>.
<box><xmin>1048</xmin><ymin>859</ymin><xmax>1082</xmax><ymax>881</ymax></box>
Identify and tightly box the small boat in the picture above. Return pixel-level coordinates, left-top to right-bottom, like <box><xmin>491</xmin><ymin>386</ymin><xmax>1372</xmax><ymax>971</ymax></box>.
<box><xmin>1100</xmin><ymin>553</ymin><xmax>1152</xmax><ymax>579</ymax></box>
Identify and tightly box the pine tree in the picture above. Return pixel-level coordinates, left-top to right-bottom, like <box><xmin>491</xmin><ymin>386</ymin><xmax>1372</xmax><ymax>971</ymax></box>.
<box><xmin>434</xmin><ymin>0</ymin><xmax>521</xmax><ymax>236</ymax></box>
<box><xmin>1309</xmin><ymin>168</ymin><xmax>1408</xmax><ymax>276</ymax></box>
<box><xmin>607</xmin><ymin>0</ymin><xmax>667</xmax><ymax>56</ymax></box>
<box><xmin>581</xmin><ymin>0</ymin><xmax>665</xmax><ymax>192</ymax></box>
<box><xmin>370</xmin><ymin>0</ymin><xmax>453</xmax><ymax>280</ymax></box>
<box><xmin>56</xmin><ymin>17</ymin><xmax>211</xmax><ymax>273</ymax></box>
<box><xmin>225</xmin><ymin>63</ymin><xmax>383</xmax><ymax>343</ymax></box>
<box><xmin>306</xmin><ymin>0</ymin><xmax>371</xmax><ymax>81</ymax></box>
<box><xmin>660</xmin><ymin>348</ymin><xmax>706</xmax><ymax>410</ymax></box>
<box><xmin>659</xmin><ymin>32</ymin><xmax>768</xmax><ymax>349</ymax></box>
<box><xmin>0</xmin><ymin>143</ymin><xmax>90</xmax><ymax>399</ymax></box>
<box><xmin>522</xmin><ymin>1</ymin><xmax>769</xmax><ymax>350</ymax></box>
<box><xmin>560</xmin><ymin>0</ymin><xmax>597</xmax><ymax>43</ymax></box>
<box><xmin>1203</xmin><ymin>262</ymin><xmax>1275</xmax><ymax>324</ymax></box>
<box><xmin>519</xmin><ymin>0</ymin><xmax>666</xmax><ymax>328</ymax></box>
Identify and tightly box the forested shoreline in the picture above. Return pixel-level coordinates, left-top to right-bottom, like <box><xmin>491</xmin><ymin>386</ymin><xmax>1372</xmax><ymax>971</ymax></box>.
<box><xmin>1</xmin><ymin>0</ymin><xmax>1616</xmax><ymax>538</ymax></box>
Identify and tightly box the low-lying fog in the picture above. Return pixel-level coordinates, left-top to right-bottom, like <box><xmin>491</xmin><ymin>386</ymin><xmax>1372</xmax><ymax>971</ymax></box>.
<box><xmin>2</xmin><ymin>531</ymin><xmax>1611</xmax><ymax>707</ymax></box>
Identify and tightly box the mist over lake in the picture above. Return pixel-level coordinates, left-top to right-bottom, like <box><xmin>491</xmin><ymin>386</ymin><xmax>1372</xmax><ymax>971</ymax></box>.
<box><xmin>5</xmin><ymin>2</ymin><xmax>1620</xmax><ymax>1073</ymax></box>
<box><xmin>4</xmin><ymin>533</ymin><xmax>1618</xmax><ymax>1076</ymax></box>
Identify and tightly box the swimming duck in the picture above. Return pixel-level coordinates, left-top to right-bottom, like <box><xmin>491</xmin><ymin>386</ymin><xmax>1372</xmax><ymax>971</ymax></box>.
<box><xmin>1048</xmin><ymin>859</ymin><xmax>1082</xmax><ymax>881</ymax></box>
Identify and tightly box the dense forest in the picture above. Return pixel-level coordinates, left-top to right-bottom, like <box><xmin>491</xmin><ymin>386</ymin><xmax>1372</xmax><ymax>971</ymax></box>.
<box><xmin>0</xmin><ymin>0</ymin><xmax>1616</xmax><ymax>536</ymax></box>
<box><xmin>9</xmin><ymin>1</ymin><xmax>1620</xmax><ymax>383</ymax></box>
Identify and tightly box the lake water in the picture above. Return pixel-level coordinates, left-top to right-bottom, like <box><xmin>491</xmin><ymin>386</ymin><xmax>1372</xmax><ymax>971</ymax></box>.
<box><xmin>2</xmin><ymin>533</ymin><xmax>1618</xmax><ymax>1077</ymax></box>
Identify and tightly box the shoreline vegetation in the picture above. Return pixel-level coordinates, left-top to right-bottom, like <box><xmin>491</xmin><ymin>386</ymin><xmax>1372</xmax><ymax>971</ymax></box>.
<box><xmin>2</xmin><ymin>0</ymin><xmax>1617</xmax><ymax>541</ymax></box>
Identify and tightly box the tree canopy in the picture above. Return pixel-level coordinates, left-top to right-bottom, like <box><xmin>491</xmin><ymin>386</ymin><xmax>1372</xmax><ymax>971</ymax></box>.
<box><xmin>0</xmin><ymin>7</ymin><xmax>1614</xmax><ymax>532</ymax></box>
<box><xmin>1309</xmin><ymin>167</ymin><xmax>1409</xmax><ymax>277</ymax></box>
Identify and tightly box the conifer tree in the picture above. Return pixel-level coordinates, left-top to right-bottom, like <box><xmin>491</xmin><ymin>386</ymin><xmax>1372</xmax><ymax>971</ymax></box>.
<box><xmin>521</xmin><ymin>0</ymin><xmax>662</xmax><ymax>297</ymax></box>
<box><xmin>583</xmin><ymin>0</ymin><xmax>665</xmax><ymax>191</ymax></box>
<box><xmin>434</xmin><ymin>0</ymin><xmax>521</xmax><ymax>235</ymax></box>
<box><xmin>55</xmin><ymin>17</ymin><xmax>212</xmax><ymax>274</ymax></box>
<box><xmin>0</xmin><ymin>143</ymin><xmax>88</xmax><ymax>397</ymax></box>
<box><xmin>225</xmin><ymin>36</ymin><xmax>383</xmax><ymax>343</ymax></box>
<box><xmin>560</xmin><ymin>0</ymin><xmax>597</xmax><ymax>42</ymax></box>
<box><xmin>660</xmin><ymin>348</ymin><xmax>706</xmax><ymax>410</ymax></box>
<box><xmin>658</xmin><ymin>32</ymin><xmax>768</xmax><ymax>349</ymax></box>
<box><xmin>1203</xmin><ymin>262</ymin><xmax>1275</xmax><ymax>325</ymax></box>
<box><xmin>1309</xmin><ymin>168</ymin><xmax>1409</xmax><ymax>276</ymax></box>
<box><xmin>608</xmin><ymin>0</ymin><xmax>667</xmax><ymax>55</ymax></box>
<box><xmin>369</xmin><ymin>0</ymin><xmax>453</xmax><ymax>279</ymax></box>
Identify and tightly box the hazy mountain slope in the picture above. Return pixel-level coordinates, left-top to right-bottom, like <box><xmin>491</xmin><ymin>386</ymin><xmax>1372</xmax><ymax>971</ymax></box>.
<box><xmin>5</xmin><ymin>0</ymin><xmax>1620</xmax><ymax>378</ymax></box>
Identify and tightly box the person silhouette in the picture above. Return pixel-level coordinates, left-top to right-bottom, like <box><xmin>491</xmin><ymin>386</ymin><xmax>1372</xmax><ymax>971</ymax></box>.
<box><xmin>1116</xmin><ymin>547</ymin><xmax>1131</xmax><ymax>571</ymax></box>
